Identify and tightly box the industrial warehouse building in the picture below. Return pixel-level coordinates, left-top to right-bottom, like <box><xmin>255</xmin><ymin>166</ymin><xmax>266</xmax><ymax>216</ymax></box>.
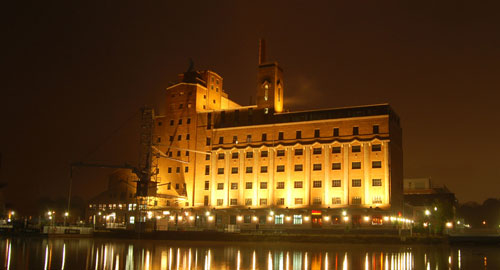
<box><xmin>88</xmin><ymin>42</ymin><xmax>405</xmax><ymax>230</ymax></box>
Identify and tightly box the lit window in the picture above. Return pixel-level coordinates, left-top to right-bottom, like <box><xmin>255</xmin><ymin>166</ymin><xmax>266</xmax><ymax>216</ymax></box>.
<box><xmin>260</xmin><ymin>199</ymin><xmax>267</xmax><ymax>205</ymax></box>
<box><xmin>277</xmin><ymin>199</ymin><xmax>285</xmax><ymax>206</ymax></box>
<box><xmin>332</xmin><ymin>197</ymin><xmax>341</xmax><ymax>204</ymax></box>
<box><xmin>245</xmin><ymin>199</ymin><xmax>252</xmax><ymax>206</ymax></box>
<box><xmin>294</xmin><ymin>198</ymin><xmax>303</xmax><ymax>205</ymax></box>
<box><xmin>312</xmin><ymin>197</ymin><xmax>322</xmax><ymax>205</ymax></box>
<box><xmin>275</xmin><ymin>214</ymin><xmax>284</xmax><ymax>224</ymax></box>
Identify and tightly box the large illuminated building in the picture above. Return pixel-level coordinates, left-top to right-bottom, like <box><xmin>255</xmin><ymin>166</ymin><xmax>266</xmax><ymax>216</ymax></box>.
<box><xmin>148</xmin><ymin>41</ymin><xmax>404</xmax><ymax>228</ymax></box>
<box><xmin>88</xmin><ymin>41</ymin><xmax>404</xmax><ymax>229</ymax></box>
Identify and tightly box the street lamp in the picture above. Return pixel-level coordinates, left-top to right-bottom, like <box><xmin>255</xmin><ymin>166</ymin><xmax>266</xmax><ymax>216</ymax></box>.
<box><xmin>424</xmin><ymin>209</ymin><xmax>431</xmax><ymax>216</ymax></box>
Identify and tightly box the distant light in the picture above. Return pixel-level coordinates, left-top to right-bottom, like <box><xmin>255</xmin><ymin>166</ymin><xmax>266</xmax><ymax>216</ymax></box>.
<box><xmin>169</xmin><ymin>216</ymin><xmax>175</xmax><ymax>221</ymax></box>
<box><xmin>270</xmin><ymin>211</ymin><xmax>274</xmax><ymax>216</ymax></box>
<box><xmin>205</xmin><ymin>211</ymin><xmax>210</xmax><ymax>216</ymax></box>
<box><xmin>237</xmin><ymin>216</ymin><xmax>243</xmax><ymax>221</ymax></box>
<box><xmin>434</xmin><ymin>207</ymin><xmax>437</xmax><ymax>211</ymax></box>
<box><xmin>423</xmin><ymin>222</ymin><xmax>428</xmax><ymax>227</ymax></box>
<box><xmin>425</xmin><ymin>210</ymin><xmax>431</xmax><ymax>216</ymax></box>
<box><xmin>184</xmin><ymin>212</ymin><xmax>189</xmax><ymax>216</ymax></box>
<box><xmin>10</xmin><ymin>211</ymin><xmax>15</xmax><ymax>216</ymax></box>
<box><xmin>383</xmin><ymin>216</ymin><xmax>389</xmax><ymax>221</ymax></box>
<box><xmin>446</xmin><ymin>222</ymin><xmax>453</xmax><ymax>228</ymax></box>
<box><xmin>286</xmin><ymin>216</ymin><xmax>292</xmax><ymax>221</ymax></box>
<box><xmin>163</xmin><ymin>211</ymin><xmax>170</xmax><ymax>215</ymax></box>
<box><xmin>343</xmin><ymin>216</ymin><xmax>349</xmax><ymax>222</ymax></box>
<box><xmin>482</xmin><ymin>220</ymin><xmax>486</xmax><ymax>225</ymax></box>
<box><xmin>48</xmin><ymin>211</ymin><xmax>52</xmax><ymax>216</ymax></box>
<box><xmin>64</xmin><ymin>212</ymin><xmax>69</xmax><ymax>217</ymax></box>
<box><xmin>252</xmin><ymin>216</ymin><xmax>258</xmax><ymax>221</ymax></box>
<box><xmin>156</xmin><ymin>216</ymin><xmax>161</xmax><ymax>220</ymax></box>
<box><xmin>177</xmin><ymin>216</ymin><xmax>183</xmax><ymax>221</ymax></box>
<box><xmin>267</xmin><ymin>216</ymin><xmax>273</xmax><ymax>221</ymax></box>
<box><xmin>304</xmin><ymin>216</ymin><xmax>310</xmax><ymax>222</ymax></box>
<box><xmin>457</xmin><ymin>221</ymin><xmax>461</xmax><ymax>225</ymax></box>
<box><xmin>208</xmin><ymin>216</ymin><xmax>214</xmax><ymax>221</ymax></box>
<box><xmin>324</xmin><ymin>216</ymin><xmax>330</xmax><ymax>221</ymax></box>
<box><xmin>342</xmin><ymin>210</ymin><xmax>347</xmax><ymax>216</ymax></box>
<box><xmin>363</xmin><ymin>216</ymin><xmax>370</xmax><ymax>222</ymax></box>
<box><xmin>189</xmin><ymin>216</ymin><xmax>194</xmax><ymax>221</ymax></box>
<box><xmin>98</xmin><ymin>212</ymin><xmax>102</xmax><ymax>216</ymax></box>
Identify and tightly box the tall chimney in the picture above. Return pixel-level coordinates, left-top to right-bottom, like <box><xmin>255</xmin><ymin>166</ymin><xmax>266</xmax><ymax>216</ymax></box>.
<box><xmin>259</xmin><ymin>38</ymin><xmax>266</xmax><ymax>65</ymax></box>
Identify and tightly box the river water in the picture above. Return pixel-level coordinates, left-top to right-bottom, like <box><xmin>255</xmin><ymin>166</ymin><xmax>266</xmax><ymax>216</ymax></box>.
<box><xmin>0</xmin><ymin>237</ymin><xmax>498</xmax><ymax>269</ymax></box>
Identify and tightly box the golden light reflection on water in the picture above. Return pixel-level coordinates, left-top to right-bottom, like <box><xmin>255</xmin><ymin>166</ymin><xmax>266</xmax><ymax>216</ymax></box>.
<box><xmin>0</xmin><ymin>239</ymin><xmax>498</xmax><ymax>269</ymax></box>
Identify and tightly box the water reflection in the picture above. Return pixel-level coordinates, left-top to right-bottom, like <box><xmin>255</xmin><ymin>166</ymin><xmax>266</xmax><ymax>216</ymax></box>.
<box><xmin>0</xmin><ymin>238</ymin><xmax>499</xmax><ymax>269</ymax></box>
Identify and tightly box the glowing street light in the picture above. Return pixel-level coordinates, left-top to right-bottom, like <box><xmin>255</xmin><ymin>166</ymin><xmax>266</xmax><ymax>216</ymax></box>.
<box><xmin>342</xmin><ymin>210</ymin><xmax>347</xmax><ymax>216</ymax></box>
<box><xmin>424</xmin><ymin>209</ymin><xmax>431</xmax><ymax>216</ymax></box>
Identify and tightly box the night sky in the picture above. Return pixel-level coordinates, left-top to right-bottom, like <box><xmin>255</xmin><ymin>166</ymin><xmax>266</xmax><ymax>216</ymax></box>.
<box><xmin>2</xmin><ymin>1</ymin><xmax>499</xmax><ymax>214</ymax></box>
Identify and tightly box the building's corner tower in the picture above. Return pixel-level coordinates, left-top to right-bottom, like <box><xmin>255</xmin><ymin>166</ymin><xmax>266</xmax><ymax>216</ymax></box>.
<box><xmin>256</xmin><ymin>39</ymin><xmax>284</xmax><ymax>113</ymax></box>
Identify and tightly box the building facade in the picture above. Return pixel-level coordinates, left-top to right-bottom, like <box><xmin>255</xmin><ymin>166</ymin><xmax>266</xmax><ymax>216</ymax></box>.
<box><xmin>145</xmin><ymin>43</ymin><xmax>404</xmax><ymax>229</ymax></box>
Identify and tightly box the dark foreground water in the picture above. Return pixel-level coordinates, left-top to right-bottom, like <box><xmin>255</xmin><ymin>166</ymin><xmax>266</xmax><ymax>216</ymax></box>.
<box><xmin>0</xmin><ymin>237</ymin><xmax>499</xmax><ymax>269</ymax></box>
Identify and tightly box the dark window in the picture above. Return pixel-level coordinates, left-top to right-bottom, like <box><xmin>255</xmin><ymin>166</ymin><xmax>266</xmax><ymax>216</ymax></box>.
<box><xmin>313</xmin><ymin>164</ymin><xmax>322</xmax><ymax>171</ymax></box>
<box><xmin>204</xmin><ymin>196</ymin><xmax>209</xmax><ymax>206</ymax></box>
<box><xmin>261</xmin><ymin>151</ymin><xmax>268</xmax><ymax>157</ymax></box>
<box><xmin>352</xmin><ymin>197</ymin><xmax>362</xmax><ymax>205</ymax></box>
<box><xmin>232</xmin><ymin>152</ymin><xmax>239</xmax><ymax>159</ymax></box>
<box><xmin>313</xmin><ymin>181</ymin><xmax>322</xmax><ymax>188</ymax></box>
<box><xmin>278</xmin><ymin>132</ymin><xmax>284</xmax><ymax>140</ymax></box>
<box><xmin>218</xmin><ymin>137</ymin><xmax>224</xmax><ymax>144</ymax></box>
<box><xmin>295</xmin><ymin>148</ymin><xmax>303</xmax><ymax>156</ymax></box>
<box><xmin>373</xmin><ymin>125</ymin><xmax>379</xmax><ymax>134</ymax></box>
<box><xmin>178</xmin><ymin>119</ymin><xmax>182</xmax><ymax>125</ymax></box>
<box><xmin>332</xmin><ymin>180</ymin><xmax>341</xmax><ymax>187</ymax></box>
<box><xmin>168</xmin><ymin>167</ymin><xmax>172</xmax><ymax>173</ymax></box>
<box><xmin>262</xmin><ymin>133</ymin><xmax>267</xmax><ymax>141</ymax></box>
<box><xmin>333</xmin><ymin>128</ymin><xmax>339</xmax><ymax>137</ymax></box>
<box><xmin>372</xmin><ymin>144</ymin><xmax>381</xmax><ymax>152</ymax></box>
<box><xmin>277</xmin><ymin>150</ymin><xmax>285</xmax><ymax>157</ymax></box>
<box><xmin>332</xmin><ymin>163</ymin><xmax>341</xmax><ymax>170</ymax></box>
<box><xmin>294</xmin><ymin>181</ymin><xmax>303</xmax><ymax>188</ymax></box>
<box><xmin>246</xmin><ymin>167</ymin><xmax>253</xmax><ymax>173</ymax></box>
<box><xmin>169</xmin><ymin>136</ymin><xmax>173</xmax><ymax>142</ymax></box>
<box><xmin>185</xmin><ymin>151</ymin><xmax>189</xmax><ymax>156</ymax></box>
<box><xmin>352</xmin><ymin>162</ymin><xmax>361</xmax><ymax>169</ymax></box>
<box><xmin>157</xmin><ymin>137</ymin><xmax>161</xmax><ymax>143</ymax></box>
<box><xmin>313</xmin><ymin>148</ymin><xmax>322</xmax><ymax>155</ymax></box>
<box><xmin>244</xmin><ymin>200</ymin><xmax>252</xmax><ymax>208</ymax></box>
<box><xmin>260</xmin><ymin>182</ymin><xmax>268</xmax><ymax>189</ymax></box>
<box><xmin>294</xmin><ymin>164</ymin><xmax>303</xmax><ymax>171</ymax></box>
<box><xmin>177</xmin><ymin>135</ymin><xmax>182</xmax><ymax>141</ymax></box>
<box><xmin>158</xmin><ymin>121</ymin><xmax>162</xmax><ymax>126</ymax></box>
<box><xmin>232</xmin><ymin>136</ymin><xmax>238</xmax><ymax>144</ymax></box>
<box><xmin>170</xmin><ymin>119</ymin><xmax>174</xmax><ymax>126</ymax></box>
<box><xmin>372</xmin><ymin>179</ymin><xmax>382</xmax><ymax>186</ymax></box>
<box><xmin>176</xmin><ymin>167</ymin><xmax>180</xmax><ymax>173</ymax></box>
<box><xmin>217</xmin><ymin>168</ymin><xmax>224</xmax><ymax>174</ymax></box>
<box><xmin>372</xmin><ymin>161</ymin><xmax>382</xmax><ymax>168</ymax></box>
<box><xmin>205</xmin><ymin>154</ymin><xmax>210</xmax><ymax>160</ymax></box>
<box><xmin>260</xmin><ymin>199</ymin><xmax>267</xmax><ymax>206</ymax></box>
<box><xmin>332</xmin><ymin>197</ymin><xmax>341</xmax><ymax>204</ymax></box>
<box><xmin>231</xmin><ymin>183</ymin><xmax>238</xmax><ymax>190</ymax></box>
<box><xmin>217</xmin><ymin>183</ymin><xmax>224</xmax><ymax>190</ymax></box>
<box><xmin>186</xmin><ymin>134</ymin><xmax>190</xmax><ymax>140</ymax></box>
<box><xmin>175</xmin><ymin>183</ymin><xmax>179</xmax><ymax>189</ymax></box>
<box><xmin>206</xmin><ymin>137</ymin><xmax>211</xmax><ymax>146</ymax></box>
<box><xmin>353</xmin><ymin>127</ymin><xmax>359</xmax><ymax>135</ymax></box>
<box><xmin>204</xmin><ymin>181</ymin><xmax>210</xmax><ymax>190</ymax></box>
<box><xmin>184</xmin><ymin>166</ymin><xmax>189</xmax><ymax>172</ymax></box>
<box><xmin>276</xmin><ymin>182</ymin><xmax>285</xmax><ymax>189</ymax></box>
<box><xmin>230</xmin><ymin>199</ymin><xmax>237</xmax><ymax>206</ymax></box>
<box><xmin>205</xmin><ymin>165</ymin><xmax>210</xmax><ymax>175</ymax></box>
<box><xmin>246</xmin><ymin>152</ymin><xmax>253</xmax><ymax>158</ymax></box>
<box><xmin>296</xmin><ymin>130</ymin><xmax>302</xmax><ymax>139</ymax></box>
<box><xmin>260</xmin><ymin>166</ymin><xmax>268</xmax><ymax>173</ymax></box>
<box><xmin>352</xmin><ymin>145</ymin><xmax>361</xmax><ymax>152</ymax></box>
<box><xmin>177</xmin><ymin>151</ymin><xmax>181</xmax><ymax>157</ymax></box>
<box><xmin>167</xmin><ymin>183</ymin><xmax>171</xmax><ymax>190</ymax></box>
<box><xmin>277</xmin><ymin>165</ymin><xmax>285</xmax><ymax>172</ymax></box>
<box><xmin>314</xmin><ymin>129</ymin><xmax>320</xmax><ymax>138</ymax></box>
<box><xmin>277</xmin><ymin>198</ymin><xmax>285</xmax><ymax>205</ymax></box>
<box><xmin>352</xmin><ymin>179</ymin><xmax>362</xmax><ymax>187</ymax></box>
<box><xmin>217</xmin><ymin>199</ymin><xmax>223</xmax><ymax>206</ymax></box>
<box><xmin>245</xmin><ymin>182</ymin><xmax>253</xmax><ymax>189</ymax></box>
<box><xmin>332</xmin><ymin>146</ymin><xmax>341</xmax><ymax>154</ymax></box>
<box><xmin>246</xmin><ymin>134</ymin><xmax>252</xmax><ymax>143</ymax></box>
<box><xmin>218</xmin><ymin>153</ymin><xmax>225</xmax><ymax>160</ymax></box>
<box><xmin>187</xmin><ymin>118</ymin><xmax>191</xmax><ymax>124</ymax></box>
<box><xmin>295</xmin><ymin>198</ymin><xmax>303</xmax><ymax>205</ymax></box>
<box><xmin>312</xmin><ymin>197</ymin><xmax>322</xmax><ymax>205</ymax></box>
<box><xmin>231</xmin><ymin>167</ymin><xmax>238</xmax><ymax>174</ymax></box>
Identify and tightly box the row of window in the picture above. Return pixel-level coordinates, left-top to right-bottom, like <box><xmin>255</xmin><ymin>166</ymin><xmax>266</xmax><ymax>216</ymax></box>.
<box><xmin>159</xmin><ymin>118</ymin><xmax>192</xmax><ymax>127</ymax></box>
<box><xmin>208</xmin><ymin>178</ymin><xmax>383</xmax><ymax>190</ymax></box>
<box><xmin>204</xmin><ymin>161</ymin><xmax>382</xmax><ymax>175</ymax></box>
<box><xmin>204</xmin><ymin>196</ymin><xmax>382</xmax><ymax>207</ymax></box>
<box><xmin>213</xmin><ymin>125</ymin><xmax>380</xmax><ymax>144</ymax></box>
<box><xmin>210</xmin><ymin>144</ymin><xmax>382</xmax><ymax>157</ymax></box>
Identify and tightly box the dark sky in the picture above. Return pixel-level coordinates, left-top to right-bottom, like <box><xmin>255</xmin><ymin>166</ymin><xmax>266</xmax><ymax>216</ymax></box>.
<box><xmin>2</xmin><ymin>1</ymin><xmax>499</xmax><ymax>214</ymax></box>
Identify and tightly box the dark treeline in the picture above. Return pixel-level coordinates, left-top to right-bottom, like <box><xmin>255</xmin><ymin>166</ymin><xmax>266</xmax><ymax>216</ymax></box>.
<box><xmin>458</xmin><ymin>198</ymin><xmax>500</xmax><ymax>228</ymax></box>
